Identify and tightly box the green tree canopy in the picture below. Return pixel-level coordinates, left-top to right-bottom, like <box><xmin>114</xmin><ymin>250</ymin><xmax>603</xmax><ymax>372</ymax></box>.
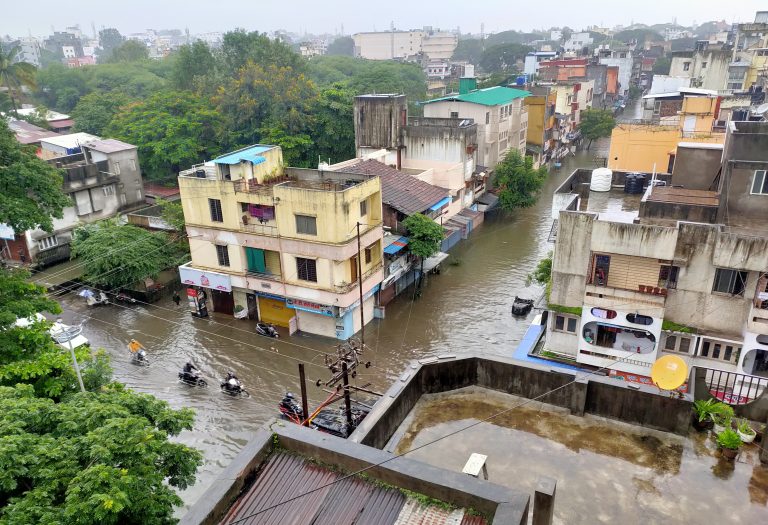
<box><xmin>452</xmin><ymin>38</ymin><xmax>483</xmax><ymax>64</ymax></box>
<box><xmin>326</xmin><ymin>36</ymin><xmax>354</xmax><ymax>56</ymax></box>
<box><xmin>70</xmin><ymin>221</ymin><xmax>178</xmax><ymax>289</ymax></box>
<box><xmin>479</xmin><ymin>43</ymin><xmax>532</xmax><ymax>74</ymax></box>
<box><xmin>106</xmin><ymin>40</ymin><xmax>149</xmax><ymax>63</ymax></box>
<box><xmin>527</xmin><ymin>251</ymin><xmax>552</xmax><ymax>286</ymax></box>
<box><xmin>171</xmin><ymin>41</ymin><xmax>216</xmax><ymax>89</ymax></box>
<box><xmin>579</xmin><ymin>109</ymin><xmax>616</xmax><ymax>150</ymax></box>
<box><xmin>307</xmin><ymin>84</ymin><xmax>356</xmax><ymax>165</ymax></box>
<box><xmin>98</xmin><ymin>28</ymin><xmax>124</xmax><ymax>61</ymax></box>
<box><xmin>0</xmin><ymin>45</ymin><xmax>37</xmax><ymax>116</ymax></box>
<box><xmin>72</xmin><ymin>91</ymin><xmax>133</xmax><ymax>135</ymax></box>
<box><xmin>494</xmin><ymin>151</ymin><xmax>547</xmax><ymax>212</ymax></box>
<box><xmin>652</xmin><ymin>56</ymin><xmax>672</xmax><ymax>76</ymax></box>
<box><xmin>0</xmin><ymin>120</ymin><xmax>70</xmax><ymax>233</ymax></box>
<box><xmin>0</xmin><ymin>383</ymin><xmax>202</xmax><ymax>524</ymax></box>
<box><xmin>220</xmin><ymin>30</ymin><xmax>305</xmax><ymax>75</ymax></box>
<box><xmin>402</xmin><ymin>213</ymin><xmax>444</xmax><ymax>260</ymax></box>
<box><xmin>107</xmin><ymin>90</ymin><xmax>224</xmax><ymax>182</ymax></box>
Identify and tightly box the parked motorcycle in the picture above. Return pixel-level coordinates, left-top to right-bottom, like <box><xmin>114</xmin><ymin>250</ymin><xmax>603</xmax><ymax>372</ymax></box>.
<box><xmin>256</xmin><ymin>322</ymin><xmax>279</xmax><ymax>338</ymax></box>
<box><xmin>115</xmin><ymin>291</ymin><xmax>137</xmax><ymax>304</ymax></box>
<box><xmin>79</xmin><ymin>289</ymin><xmax>109</xmax><ymax>307</ymax></box>
<box><xmin>220</xmin><ymin>373</ymin><xmax>249</xmax><ymax>397</ymax></box>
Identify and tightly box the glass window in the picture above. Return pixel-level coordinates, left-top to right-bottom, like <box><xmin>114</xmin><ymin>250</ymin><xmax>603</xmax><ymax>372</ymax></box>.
<box><xmin>296</xmin><ymin>257</ymin><xmax>317</xmax><ymax>282</ymax></box>
<box><xmin>712</xmin><ymin>268</ymin><xmax>748</xmax><ymax>295</ymax></box>
<box><xmin>567</xmin><ymin>317</ymin><xmax>578</xmax><ymax>333</ymax></box>
<box><xmin>751</xmin><ymin>170</ymin><xmax>768</xmax><ymax>195</ymax></box>
<box><xmin>113</xmin><ymin>161</ymin><xmax>121</xmax><ymax>174</ymax></box>
<box><xmin>450</xmin><ymin>111</ymin><xmax>459</xmax><ymax>118</ymax></box>
<box><xmin>701</xmin><ymin>341</ymin><xmax>710</xmax><ymax>357</ymax></box>
<box><xmin>209</xmin><ymin>198</ymin><xmax>223</xmax><ymax>222</ymax></box>
<box><xmin>679</xmin><ymin>338</ymin><xmax>691</xmax><ymax>353</ymax></box>
<box><xmin>360</xmin><ymin>199</ymin><xmax>368</xmax><ymax>217</ymax></box>
<box><xmin>665</xmin><ymin>335</ymin><xmax>677</xmax><ymax>351</ymax></box>
<box><xmin>215</xmin><ymin>244</ymin><xmax>230</xmax><ymax>267</ymax></box>
<box><xmin>626</xmin><ymin>313</ymin><xmax>653</xmax><ymax>325</ymax></box>
<box><xmin>658</xmin><ymin>265</ymin><xmax>679</xmax><ymax>289</ymax></box>
<box><xmin>591</xmin><ymin>308</ymin><xmax>617</xmax><ymax>319</ymax></box>
<box><xmin>485</xmin><ymin>112</ymin><xmax>490</xmax><ymax>124</ymax></box>
<box><xmin>555</xmin><ymin>315</ymin><xmax>565</xmax><ymax>331</ymax></box>
<box><xmin>295</xmin><ymin>215</ymin><xmax>317</xmax><ymax>235</ymax></box>
<box><xmin>38</xmin><ymin>235</ymin><xmax>58</xmax><ymax>251</ymax></box>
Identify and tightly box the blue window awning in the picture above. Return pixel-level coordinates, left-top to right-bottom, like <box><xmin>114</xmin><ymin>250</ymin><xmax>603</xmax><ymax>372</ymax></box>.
<box><xmin>383</xmin><ymin>236</ymin><xmax>409</xmax><ymax>255</ymax></box>
<box><xmin>429</xmin><ymin>196</ymin><xmax>452</xmax><ymax>211</ymax></box>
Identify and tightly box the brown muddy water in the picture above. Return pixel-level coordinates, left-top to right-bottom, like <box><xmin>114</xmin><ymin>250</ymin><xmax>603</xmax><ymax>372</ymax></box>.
<box><xmin>392</xmin><ymin>387</ymin><xmax>768</xmax><ymax>524</ymax></box>
<box><xmin>44</xmin><ymin>146</ymin><xmax>624</xmax><ymax>511</ymax></box>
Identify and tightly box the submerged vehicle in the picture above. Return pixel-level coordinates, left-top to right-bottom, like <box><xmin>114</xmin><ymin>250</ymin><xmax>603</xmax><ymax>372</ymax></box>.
<box><xmin>220</xmin><ymin>372</ymin><xmax>249</xmax><ymax>397</ymax></box>
<box><xmin>79</xmin><ymin>289</ymin><xmax>109</xmax><ymax>306</ymax></box>
<box><xmin>132</xmin><ymin>349</ymin><xmax>149</xmax><ymax>366</ymax></box>
<box><xmin>511</xmin><ymin>296</ymin><xmax>535</xmax><ymax>316</ymax></box>
<box><xmin>256</xmin><ymin>322</ymin><xmax>279</xmax><ymax>338</ymax></box>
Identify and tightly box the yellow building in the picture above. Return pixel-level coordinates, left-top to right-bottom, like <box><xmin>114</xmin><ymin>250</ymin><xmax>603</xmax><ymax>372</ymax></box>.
<box><xmin>608</xmin><ymin>93</ymin><xmax>725</xmax><ymax>173</ymax></box>
<box><xmin>178</xmin><ymin>145</ymin><xmax>384</xmax><ymax>340</ymax></box>
<box><xmin>524</xmin><ymin>88</ymin><xmax>557</xmax><ymax>156</ymax></box>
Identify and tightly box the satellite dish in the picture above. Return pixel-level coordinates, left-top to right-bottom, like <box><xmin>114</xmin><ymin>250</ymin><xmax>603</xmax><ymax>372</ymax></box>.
<box><xmin>651</xmin><ymin>355</ymin><xmax>688</xmax><ymax>391</ymax></box>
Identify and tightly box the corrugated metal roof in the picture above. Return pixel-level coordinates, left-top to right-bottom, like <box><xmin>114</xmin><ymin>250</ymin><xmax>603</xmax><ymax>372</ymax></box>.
<box><xmin>214</xmin><ymin>145</ymin><xmax>274</xmax><ymax>165</ymax></box>
<box><xmin>422</xmin><ymin>86</ymin><xmax>531</xmax><ymax>107</ymax></box>
<box><xmin>342</xmin><ymin>160</ymin><xmax>449</xmax><ymax>216</ymax></box>
<box><xmin>84</xmin><ymin>138</ymin><xmax>136</xmax><ymax>153</ymax></box>
<box><xmin>220</xmin><ymin>452</ymin><xmax>406</xmax><ymax>525</ymax></box>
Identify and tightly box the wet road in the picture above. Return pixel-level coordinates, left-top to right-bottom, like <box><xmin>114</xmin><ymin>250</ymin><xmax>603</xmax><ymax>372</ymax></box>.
<box><xmin>51</xmin><ymin>145</ymin><xmax>608</xmax><ymax>510</ymax></box>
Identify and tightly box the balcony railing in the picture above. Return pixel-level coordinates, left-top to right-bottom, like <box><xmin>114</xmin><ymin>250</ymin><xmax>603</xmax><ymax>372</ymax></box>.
<box><xmin>699</xmin><ymin>367</ymin><xmax>768</xmax><ymax>405</ymax></box>
<box><xmin>333</xmin><ymin>262</ymin><xmax>384</xmax><ymax>293</ymax></box>
<box><xmin>240</xmin><ymin>221</ymin><xmax>278</xmax><ymax>236</ymax></box>
<box><xmin>246</xmin><ymin>270</ymin><xmax>281</xmax><ymax>281</ymax></box>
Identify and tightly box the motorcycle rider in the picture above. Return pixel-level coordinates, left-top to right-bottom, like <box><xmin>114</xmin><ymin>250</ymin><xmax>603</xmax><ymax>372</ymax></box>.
<box><xmin>221</xmin><ymin>371</ymin><xmax>241</xmax><ymax>392</ymax></box>
<box><xmin>280</xmin><ymin>392</ymin><xmax>302</xmax><ymax>417</ymax></box>
<box><xmin>183</xmin><ymin>361</ymin><xmax>200</xmax><ymax>379</ymax></box>
<box><xmin>128</xmin><ymin>339</ymin><xmax>147</xmax><ymax>361</ymax></box>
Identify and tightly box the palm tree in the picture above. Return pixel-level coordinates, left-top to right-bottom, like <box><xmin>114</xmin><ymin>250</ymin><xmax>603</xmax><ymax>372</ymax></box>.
<box><xmin>0</xmin><ymin>45</ymin><xmax>37</xmax><ymax>117</ymax></box>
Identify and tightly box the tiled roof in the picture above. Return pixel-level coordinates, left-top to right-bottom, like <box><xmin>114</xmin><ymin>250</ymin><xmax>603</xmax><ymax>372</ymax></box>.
<box><xmin>422</xmin><ymin>86</ymin><xmax>531</xmax><ymax>107</ymax></box>
<box><xmin>143</xmin><ymin>183</ymin><xmax>180</xmax><ymax>198</ymax></box>
<box><xmin>7</xmin><ymin>120</ymin><xmax>61</xmax><ymax>144</ymax></box>
<box><xmin>341</xmin><ymin>160</ymin><xmax>449</xmax><ymax>216</ymax></box>
<box><xmin>84</xmin><ymin>138</ymin><xmax>136</xmax><ymax>153</ymax></box>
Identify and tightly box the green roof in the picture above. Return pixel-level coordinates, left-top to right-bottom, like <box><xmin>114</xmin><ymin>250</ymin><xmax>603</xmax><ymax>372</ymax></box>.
<box><xmin>422</xmin><ymin>86</ymin><xmax>531</xmax><ymax>107</ymax></box>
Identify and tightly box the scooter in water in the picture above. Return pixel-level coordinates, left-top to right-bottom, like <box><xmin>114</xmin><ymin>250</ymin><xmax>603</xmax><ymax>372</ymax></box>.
<box><xmin>132</xmin><ymin>349</ymin><xmax>149</xmax><ymax>366</ymax></box>
<box><xmin>278</xmin><ymin>392</ymin><xmax>303</xmax><ymax>423</ymax></box>
<box><xmin>178</xmin><ymin>369</ymin><xmax>207</xmax><ymax>387</ymax></box>
<box><xmin>220</xmin><ymin>374</ymin><xmax>250</xmax><ymax>397</ymax></box>
<box><xmin>256</xmin><ymin>322</ymin><xmax>279</xmax><ymax>338</ymax></box>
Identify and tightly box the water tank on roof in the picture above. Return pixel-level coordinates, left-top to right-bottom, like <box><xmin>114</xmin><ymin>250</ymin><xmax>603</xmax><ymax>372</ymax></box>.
<box><xmin>589</xmin><ymin>168</ymin><xmax>612</xmax><ymax>192</ymax></box>
<box><xmin>624</xmin><ymin>173</ymin><xmax>647</xmax><ymax>194</ymax></box>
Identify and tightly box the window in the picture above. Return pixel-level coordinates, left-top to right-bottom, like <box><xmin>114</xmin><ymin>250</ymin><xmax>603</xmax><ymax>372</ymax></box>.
<box><xmin>360</xmin><ymin>199</ymin><xmax>368</xmax><ymax>217</ymax></box>
<box><xmin>683</xmin><ymin>62</ymin><xmax>691</xmax><ymax>71</ymax></box>
<box><xmin>702</xmin><ymin>61</ymin><xmax>708</xmax><ymax>69</ymax></box>
<box><xmin>364</xmin><ymin>246</ymin><xmax>372</xmax><ymax>264</ymax></box>
<box><xmin>215</xmin><ymin>244</ymin><xmax>230</xmax><ymax>267</ymax></box>
<box><xmin>296</xmin><ymin>257</ymin><xmax>317</xmax><ymax>282</ymax></box>
<box><xmin>712</xmin><ymin>268</ymin><xmax>748</xmax><ymax>296</ymax></box>
<box><xmin>751</xmin><ymin>170</ymin><xmax>768</xmax><ymax>195</ymax></box>
<box><xmin>103</xmin><ymin>185</ymin><xmax>114</xmax><ymax>196</ymax></box>
<box><xmin>626</xmin><ymin>313</ymin><xmax>653</xmax><ymax>325</ymax></box>
<box><xmin>450</xmin><ymin>111</ymin><xmax>459</xmax><ymax>118</ymax></box>
<box><xmin>699</xmin><ymin>338</ymin><xmax>740</xmax><ymax>363</ymax></box>
<box><xmin>664</xmin><ymin>334</ymin><xmax>692</xmax><ymax>353</ymax></box>
<box><xmin>129</xmin><ymin>159</ymin><xmax>137</xmax><ymax>170</ymax></box>
<box><xmin>658</xmin><ymin>265</ymin><xmax>679</xmax><ymax>289</ymax></box>
<box><xmin>485</xmin><ymin>112</ymin><xmax>490</xmax><ymax>124</ymax></box>
<box><xmin>591</xmin><ymin>308</ymin><xmax>617</xmax><ymax>319</ymax></box>
<box><xmin>295</xmin><ymin>214</ymin><xmax>317</xmax><ymax>235</ymax></box>
<box><xmin>37</xmin><ymin>235</ymin><xmax>58</xmax><ymax>251</ymax></box>
<box><xmin>554</xmin><ymin>315</ymin><xmax>578</xmax><ymax>333</ymax></box>
<box><xmin>113</xmin><ymin>161</ymin><xmax>121</xmax><ymax>174</ymax></box>
<box><xmin>209</xmin><ymin>198</ymin><xmax>223</xmax><ymax>222</ymax></box>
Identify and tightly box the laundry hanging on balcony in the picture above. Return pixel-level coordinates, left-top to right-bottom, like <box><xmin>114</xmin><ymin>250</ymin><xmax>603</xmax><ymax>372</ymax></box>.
<box><xmin>248</xmin><ymin>204</ymin><xmax>275</xmax><ymax>220</ymax></box>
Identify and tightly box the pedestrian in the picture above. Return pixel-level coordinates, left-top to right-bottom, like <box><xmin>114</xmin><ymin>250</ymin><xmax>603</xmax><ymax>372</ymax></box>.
<box><xmin>172</xmin><ymin>290</ymin><xmax>181</xmax><ymax>306</ymax></box>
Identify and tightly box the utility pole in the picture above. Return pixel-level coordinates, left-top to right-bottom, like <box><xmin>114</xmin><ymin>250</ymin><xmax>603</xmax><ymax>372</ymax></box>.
<box><xmin>68</xmin><ymin>336</ymin><xmax>85</xmax><ymax>393</ymax></box>
<box><xmin>342</xmin><ymin>362</ymin><xmax>353</xmax><ymax>431</ymax></box>
<box><xmin>298</xmin><ymin>363</ymin><xmax>309</xmax><ymax>426</ymax></box>
<box><xmin>356</xmin><ymin>221</ymin><xmax>364</xmax><ymax>348</ymax></box>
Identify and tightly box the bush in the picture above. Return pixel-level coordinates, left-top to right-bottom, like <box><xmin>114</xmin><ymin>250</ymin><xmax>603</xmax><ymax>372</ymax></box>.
<box><xmin>716</xmin><ymin>428</ymin><xmax>742</xmax><ymax>450</ymax></box>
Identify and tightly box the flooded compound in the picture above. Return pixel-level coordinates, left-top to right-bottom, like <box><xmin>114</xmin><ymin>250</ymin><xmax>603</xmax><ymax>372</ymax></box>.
<box><xmin>391</xmin><ymin>387</ymin><xmax>768</xmax><ymax>525</ymax></box>
<box><xmin>45</xmin><ymin>146</ymin><xmax>613</xmax><ymax>510</ymax></box>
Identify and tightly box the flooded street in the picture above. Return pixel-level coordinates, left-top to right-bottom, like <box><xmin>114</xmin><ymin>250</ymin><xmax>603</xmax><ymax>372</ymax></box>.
<box><xmin>50</xmin><ymin>145</ymin><xmax>609</xmax><ymax>509</ymax></box>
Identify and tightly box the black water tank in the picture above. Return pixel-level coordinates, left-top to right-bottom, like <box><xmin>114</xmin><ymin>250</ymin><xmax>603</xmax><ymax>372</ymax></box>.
<box><xmin>624</xmin><ymin>173</ymin><xmax>646</xmax><ymax>194</ymax></box>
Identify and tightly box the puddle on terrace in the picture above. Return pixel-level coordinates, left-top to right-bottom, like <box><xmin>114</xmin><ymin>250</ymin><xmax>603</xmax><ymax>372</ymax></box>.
<box><xmin>390</xmin><ymin>387</ymin><xmax>768</xmax><ymax>525</ymax></box>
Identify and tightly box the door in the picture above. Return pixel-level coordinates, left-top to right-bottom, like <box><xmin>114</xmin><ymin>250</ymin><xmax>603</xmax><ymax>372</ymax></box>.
<box><xmin>350</xmin><ymin>256</ymin><xmax>358</xmax><ymax>282</ymax></box>
<box><xmin>258</xmin><ymin>296</ymin><xmax>294</xmax><ymax>327</ymax></box>
<box><xmin>683</xmin><ymin>115</ymin><xmax>696</xmax><ymax>134</ymax></box>
<box><xmin>245</xmin><ymin>247</ymin><xmax>266</xmax><ymax>274</ymax></box>
<box><xmin>211</xmin><ymin>290</ymin><xmax>234</xmax><ymax>315</ymax></box>
<box><xmin>246</xmin><ymin>293</ymin><xmax>258</xmax><ymax>320</ymax></box>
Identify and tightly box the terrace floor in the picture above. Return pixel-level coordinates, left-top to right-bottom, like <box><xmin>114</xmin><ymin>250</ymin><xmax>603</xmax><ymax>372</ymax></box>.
<box><xmin>582</xmin><ymin>189</ymin><xmax>642</xmax><ymax>223</ymax></box>
<box><xmin>388</xmin><ymin>387</ymin><xmax>768</xmax><ymax>525</ymax></box>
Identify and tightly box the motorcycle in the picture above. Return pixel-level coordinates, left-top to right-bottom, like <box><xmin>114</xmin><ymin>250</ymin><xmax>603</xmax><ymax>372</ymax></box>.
<box><xmin>132</xmin><ymin>349</ymin><xmax>150</xmax><ymax>366</ymax></box>
<box><xmin>178</xmin><ymin>370</ymin><xmax>207</xmax><ymax>387</ymax></box>
<box><xmin>115</xmin><ymin>292</ymin><xmax>137</xmax><ymax>304</ymax></box>
<box><xmin>220</xmin><ymin>377</ymin><xmax>250</xmax><ymax>397</ymax></box>
<box><xmin>256</xmin><ymin>322</ymin><xmax>279</xmax><ymax>338</ymax></box>
<box><xmin>79</xmin><ymin>289</ymin><xmax>109</xmax><ymax>307</ymax></box>
<box><xmin>279</xmin><ymin>393</ymin><xmax>303</xmax><ymax>423</ymax></box>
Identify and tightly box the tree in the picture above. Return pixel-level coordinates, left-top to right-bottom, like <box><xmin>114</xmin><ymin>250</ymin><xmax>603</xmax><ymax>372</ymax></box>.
<box><xmin>652</xmin><ymin>56</ymin><xmax>672</xmax><ymax>76</ymax></box>
<box><xmin>326</xmin><ymin>36</ymin><xmax>355</xmax><ymax>56</ymax></box>
<box><xmin>579</xmin><ymin>109</ymin><xmax>616</xmax><ymax>150</ymax></box>
<box><xmin>171</xmin><ymin>41</ymin><xmax>216</xmax><ymax>89</ymax></box>
<box><xmin>107</xmin><ymin>40</ymin><xmax>149</xmax><ymax>63</ymax></box>
<box><xmin>98</xmin><ymin>28</ymin><xmax>124</xmax><ymax>61</ymax></box>
<box><xmin>452</xmin><ymin>38</ymin><xmax>483</xmax><ymax>64</ymax></box>
<box><xmin>70</xmin><ymin>221</ymin><xmax>178</xmax><ymax>289</ymax></box>
<box><xmin>479</xmin><ymin>43</ymin><xmax>532</xmax><ymax>74</ymax></box>
<box><xmin>308</xmin><ymin>84</ymin><xmax>355</xmax><ymax>164</ymax></box>
<box><xmin>494</xmin><ymin>151</ymin><xmax>547</xmax><ymax>212</ymax></box>
<box><xmin>0</xmin><ymin>45</ymin><xmax>37</xmax><ymax>116</ymax></box>
<box><xmin>0</xmin><ymin>120</ymin><xmax>71</xmax><ymax>233</ymax></box>
<box><xmin>527</xmin><ymin>252</ymin><xmax>552</xmax><ymax>286</ymax></box>
<box><xmin>107</xmin><ymin>90</ymin><xmax>224</xmax><ymax>182</ymax></box>
<box><xmin>72</xmin><ymin>91</ymin><xmax>133</xmax><ymax>135</ymax></box>
<box><xmin>402</xmin><ymin>213</ymin><xmax>444</xmax><ymax>289</ymax></box>
<box><xmin>0</xmin><ymin>383</ymin><xmax>203</xmax><ymax>524</ymax></box>
<box><xmin>156</xmin><ymin>198</ymin><xmax>186</xmax><ymax>233</ymax></box>
<box><xmin>614</xmin><ymin>29</ymin><xmax>664</xmax><ymax>44</ymax></box>
<box><xmin>220</xmin><ymin>30</ymin><xmax>305</xmax><ymax>75</ymax></box>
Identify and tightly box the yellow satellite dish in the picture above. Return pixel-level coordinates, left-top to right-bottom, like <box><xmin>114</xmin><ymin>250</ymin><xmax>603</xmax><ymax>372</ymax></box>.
<box><xmin>651</xmin><ymin>355</ymin><xmax>688</xmax><ymax>391</ymax></box>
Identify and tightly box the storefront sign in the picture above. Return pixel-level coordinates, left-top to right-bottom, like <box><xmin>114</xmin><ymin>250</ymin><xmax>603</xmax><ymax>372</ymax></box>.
<box><xmin>286</xmin><ymin>298</ymin><xmax>335</xmax><ymax>317</ymax></box>
<box><xmin>179</xmin><ymin>265</ymin><xmax>232</xmax><ymax>292</ymax></box>
<box><xmin>0</xmin><ymin>224</ymin><xmax>15</xmax><ymax>241</ymax></box>
<box><xmin>609</xmin><ymin>370</ymin><xmax>688</xmax><ymax>393</ymax></box>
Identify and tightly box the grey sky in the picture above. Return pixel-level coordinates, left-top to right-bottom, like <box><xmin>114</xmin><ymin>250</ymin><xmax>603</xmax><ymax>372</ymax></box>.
<box><xmin>1</xmin><ymin>0</ymin><xmax>763</xmax><ymax>39</ymax></box>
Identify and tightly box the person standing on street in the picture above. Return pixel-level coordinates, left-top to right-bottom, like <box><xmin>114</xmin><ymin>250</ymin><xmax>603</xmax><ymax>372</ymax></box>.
<box><xmin>172</xmin><ymin>290</ymin><xmax>181</xmax><ymax>306</ymax></box>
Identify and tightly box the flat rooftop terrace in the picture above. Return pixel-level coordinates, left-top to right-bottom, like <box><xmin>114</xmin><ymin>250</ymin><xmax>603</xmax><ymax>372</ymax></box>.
<box><xmin>389</xmin><ymin>387</ymin><xmax>768</xmax><ymax>525</ymax></box>
<box><xmin>581</xmin><ymin>188</ymin><xmax>642</xmax><ymax>223</ymax></box>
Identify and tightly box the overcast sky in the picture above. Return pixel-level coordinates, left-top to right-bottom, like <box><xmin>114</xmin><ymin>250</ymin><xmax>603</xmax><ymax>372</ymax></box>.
<box><xmin>1</xmin><ymin>0</ymin><xmax>763</xmax><ymax>39</ymax></box>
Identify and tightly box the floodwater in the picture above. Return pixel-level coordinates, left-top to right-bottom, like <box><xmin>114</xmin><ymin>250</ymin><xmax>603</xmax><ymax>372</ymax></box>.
<box><xmin>47</xmin><ymin>144</ymin><xmax>611</xmax><ymax>510</ymax></box>
<box><xmin>392</xmin><ymin>388</ymin><xmax>768</xmax><ymax>525</ymax></box>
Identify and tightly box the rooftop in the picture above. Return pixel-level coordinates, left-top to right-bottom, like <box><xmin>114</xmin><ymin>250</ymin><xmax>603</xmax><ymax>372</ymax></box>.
<box><xmin>40</xmin><ymin>132</ymin><xmax>100</xmax><ymax>150</ymax></box>
<box><xmin>423</xmin><ymin>86</ymin><xmax>531</xmax><ymax>107</ymax></box>
<box><xmin>213</xmin><ymin>145</ymin><xmax>276</xmax><ymax>165</ymax></box>
<box><xmin>342</xmin><ymin>160</ymin><xmax>449</xmax><ymax>215</ymax></box>
<box><xmin>6</xmin><ymin>120</ymin><xmax>61</xmax><ymax>144</ymax></box>
<box><xmin>645</xmin><ymin>186</ymin><xmax>720</xmax><ymax>207</ymax></box>
<box><xmin>83</xmin><ymin>138</ymin><xmax>136</xmax><ymax>153</ymax></box>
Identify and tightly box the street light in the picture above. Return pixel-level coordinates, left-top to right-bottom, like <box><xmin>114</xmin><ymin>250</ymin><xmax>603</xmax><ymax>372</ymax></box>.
<box><xmin>53</xmin><ymin>319</ymin><xmax>85</xmax><ymax>393</ymax></box>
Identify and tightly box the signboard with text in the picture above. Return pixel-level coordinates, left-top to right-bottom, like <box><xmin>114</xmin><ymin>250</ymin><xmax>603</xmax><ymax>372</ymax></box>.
<box><xmin>286</xmin><ymin>298</ymin><xmax>334</xmax><ymax>317</ymax></box>
<box><xmin>179</xmin><ymin>265</ymin><xmax>232</xmax><ymax>292</ymax></box>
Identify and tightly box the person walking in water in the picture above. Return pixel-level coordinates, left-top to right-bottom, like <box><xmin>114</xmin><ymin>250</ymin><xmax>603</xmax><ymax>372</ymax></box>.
<box><xmin>172</xmin><ymin>290</ymin><xmax>181</xmax><ymax>306</ymax></box>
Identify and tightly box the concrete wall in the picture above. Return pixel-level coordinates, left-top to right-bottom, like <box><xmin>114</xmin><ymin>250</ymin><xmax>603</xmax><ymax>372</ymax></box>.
<box><xmin>671</xmin><ymin>145</ymin><xmax>723</xmax><ymax>189</ymax></box>
<box><xmin>354</xmin><ymin>95</ymin><xmax>407</xmax><ymax>152</ymax></box>
<box><xmin>719</xmin><ymin>122</ymin><xmax>768</xmax><ymax>227</ymax></box>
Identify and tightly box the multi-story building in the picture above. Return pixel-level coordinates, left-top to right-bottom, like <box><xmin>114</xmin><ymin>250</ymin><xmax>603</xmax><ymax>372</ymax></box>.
<box><xmin>669</xmin><ymin>42</ymin><xmax>732</xmax><ymax>91</ymax></box>
<box><xmin>421</xmin><ymin>78</ymin><xmax>529</xmax><ymax>170</ymax></box>
<box><xmin>1</xmin><ymin>135</ymin><xmax>144</xmax><ymax>267</ymax></box>
<box><xmin>177</xmin><ymin>145</ymin><xmax>384</xmax><ymax>340</ymax></box>
<box><xmin>563</xmin><ymin>32</ymin><xmax>593</xmax><ymax>54</ymax></box>
<box><xmin>352</xmin><ymin>29</ymin><xmax>457</xmax><ymax>62</ymax></box>
<box><xmin>596</xmin><ymin>46</ymin><xmax>633</xmax><ymax>97</ymax></box>
<box><xmin>520</xmin><ymin>86</ymin><xmax>557</xmax><ymax>165</ymax></box>
<box><xmin>545</xmin><ymin>120</ymin><xmax>768</xmax><ymax>391</ymax></box>
<box><xmin>1</xmin><ymin>37</ymin><xmax>41</xmax><ymax>67</ymax></box>
<box><xmin>523</xmin><ymin>51</ymin><xmax>558</xmax><ymax>77</ymax></box>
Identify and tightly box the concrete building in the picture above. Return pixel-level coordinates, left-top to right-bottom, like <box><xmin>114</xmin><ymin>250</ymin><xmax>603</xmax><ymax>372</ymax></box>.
<box><xmin>421</xmin><ymin>79</ymin><xmax>529</xmax><ymax>170</ymax></box>
<box><xmin>352</xmin><ymin>29</ymin><xmax>456</xmax><ymax>62</ymax></box>
<box><xmin>545</xmin><ymin>120</ymin><xmax>768</xmax><ymax>387</ymax></box>
<box><xmin>521</xmin><ymin>85</ymin><xmax>557</xmax><ymax>165</ymax></box>
<box><xmin>669</xmin><ymin>42</ymin><xmax>732</xmax><ymax>92</ymax></box>
<box><xmin>1</xmin><ymin>37</ymin><xmax>41</xmax><ymax>67</ymax></box>
<box><xmin>1</xmin><ymin>136</ymin><xmax>144</xmax><ymax>267</ymax></box>
<box><xmin>523</xmin><ymin>51</ymin><xmax>558</xmax><ymax>77</ymax></box>
<box><xmin>177</xmin><ymin>145</ymin><xmax>384</xmax><ymax>340</ymax></box>
<box><xmin>564</xmin><ymin>32</ymin><xmax>593</xmax><ymax>54</ymax></box>
<box><xmin>730</xmin><ymin>15</ymin><xmax>768</xmax><ymax>91</ymax></box>
<box><xmin>597</xmin><ymin>46</ymin><xmax>634</xmax><ymax>97</ymax></box>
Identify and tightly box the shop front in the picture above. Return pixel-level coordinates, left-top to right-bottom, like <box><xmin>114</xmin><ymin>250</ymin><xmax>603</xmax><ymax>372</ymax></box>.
<box><xmin>178</xmin><ymin>263</ymin><xmax>233</xmax><ymax>316</ymax></box>
<box><xmin>257</xmin><ymin>293</ymin><xmax>295</xmax><ymax>328</ymax></box>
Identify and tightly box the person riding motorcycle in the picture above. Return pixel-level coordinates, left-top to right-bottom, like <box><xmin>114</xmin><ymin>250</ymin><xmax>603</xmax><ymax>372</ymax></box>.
<box><xmin>183</xmin><ymin>361</ymin><xmax>200</xmax><ymax>378</ymax></box>
<box><xmin>128</xmin><ymin>339</ymin><xmax>147</xmax><ymax>361</ymax></box>
<box><xmin>221</xmin><ymin>371</ymin><xmax>241</xmax><ymax>392</ymax></box>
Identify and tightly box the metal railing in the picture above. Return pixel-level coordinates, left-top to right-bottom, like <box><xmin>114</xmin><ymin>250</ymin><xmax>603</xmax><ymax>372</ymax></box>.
<box><xmin>245</xmin><ymin>270</ymin><xmax>281</xmax><ymax>281</ymax></box>
<box><xmin>240</xmin><ymin>221</ymin><xmax>278</xmax><ymax>236</ymax></box>
<box><xmin>701</xmin><ymin>367</ymin><xmax>768</xmax><ymax>405</ymax></box>
<box><xmin>333</xmin><ymin>262</ymin><xmax>384</xmax><ymax>293</ymax></box>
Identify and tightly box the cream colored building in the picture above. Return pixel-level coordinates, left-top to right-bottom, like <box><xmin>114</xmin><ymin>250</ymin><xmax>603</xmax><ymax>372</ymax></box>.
<box><xmin>352</xmin><ymin>30</ymin><xmax>457</xmax><ymax>62</ymax></box>
<box><xmin>178</xmin><ymin>145</ymin><xmax>384</xmax><ymax>340</ymax></box>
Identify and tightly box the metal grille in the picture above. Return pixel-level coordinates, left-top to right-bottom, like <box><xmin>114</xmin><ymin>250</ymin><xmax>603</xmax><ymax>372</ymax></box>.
<box><xmin>701</xmin><ymin>367</ymin><xmax>768</xmax><ymax>405</ymax></box>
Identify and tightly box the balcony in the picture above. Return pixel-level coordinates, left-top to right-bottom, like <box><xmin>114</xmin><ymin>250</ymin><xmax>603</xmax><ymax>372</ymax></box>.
<box><xmin>233</xmin><ymin>177</ymin><xmax>291</xmax><ymax>195</ymax></box>
<box><xmin>332</xmin><ymin>262</ymin><xmax>384</xmax><ymax>294</ymax></box>
<box><xmin>240</xmin><ymin>220</ymin><xmax>278</xmax><ymax>236</ymax></box>
<box><xmin>748</xmin><ymin>274</ymin><xmax>768</xmax><ymax>332</ymax></box>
